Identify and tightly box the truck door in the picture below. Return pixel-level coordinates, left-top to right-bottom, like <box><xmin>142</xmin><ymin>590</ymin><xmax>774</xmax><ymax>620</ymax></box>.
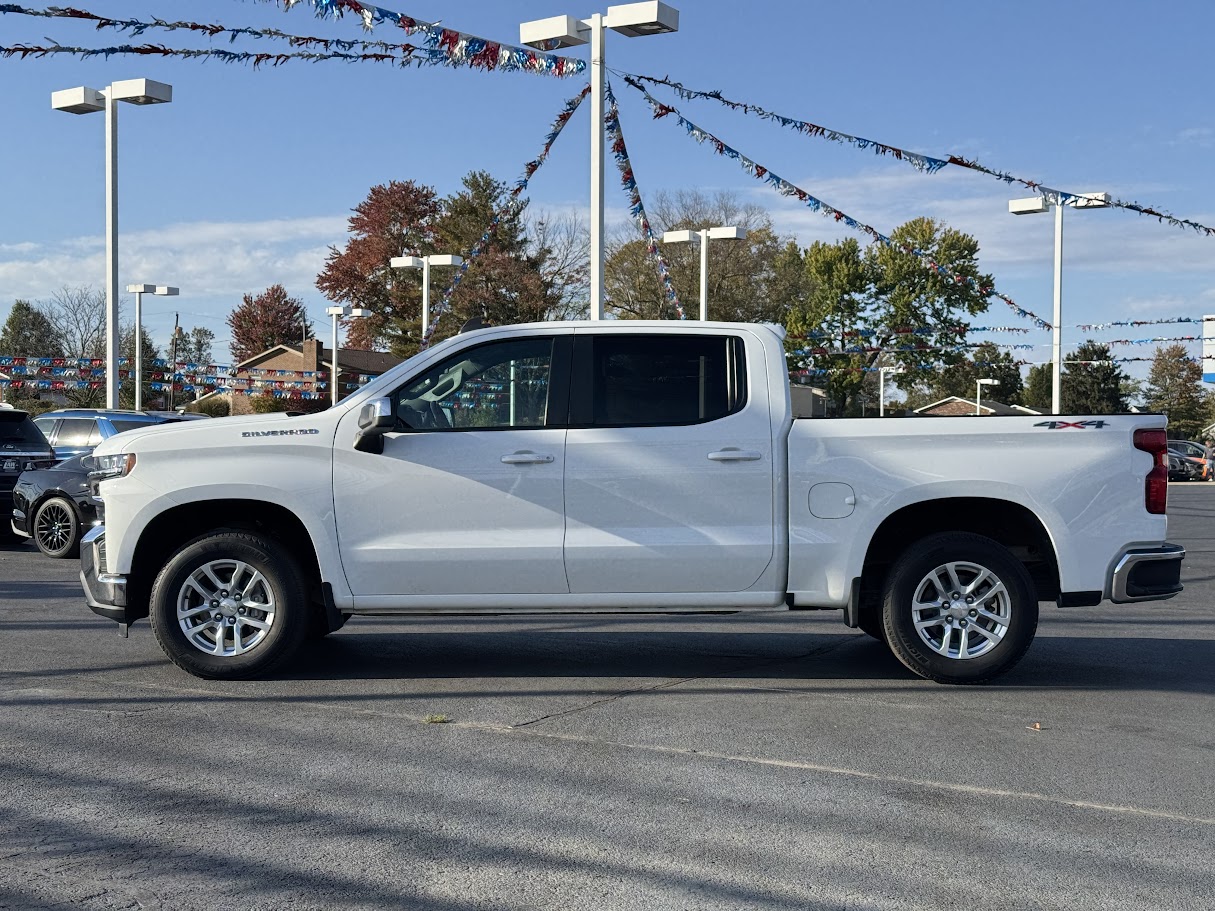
<box><xmin>563</xmin><ymin>331</ymin><xmax>776</xmax><ymax>594</ymax></box>
<box><xmin>333</xmin><ymin>334</ymin><xmax>571</xmax><ymax>598</ymax></box>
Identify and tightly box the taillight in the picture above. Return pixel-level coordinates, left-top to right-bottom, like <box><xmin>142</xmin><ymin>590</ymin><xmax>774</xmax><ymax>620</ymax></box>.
<box><xmin>1133</xmin><ymin>429</ymin><xmax>1168</xmax><ymax>515</ymax></box>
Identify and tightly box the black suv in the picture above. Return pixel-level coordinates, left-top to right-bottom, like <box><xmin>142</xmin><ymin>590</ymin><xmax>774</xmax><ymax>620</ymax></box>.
<box><xmin>0</xmin><ymin>408</ymin><xmax>57</xmax><ymax>542</ymax></box>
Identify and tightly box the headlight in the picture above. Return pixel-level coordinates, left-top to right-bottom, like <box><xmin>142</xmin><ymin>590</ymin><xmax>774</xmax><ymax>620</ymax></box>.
<box><xmin>84</xmin><ymin>452</ymin><xmax>136</xmax><ymax>482</ymax></box>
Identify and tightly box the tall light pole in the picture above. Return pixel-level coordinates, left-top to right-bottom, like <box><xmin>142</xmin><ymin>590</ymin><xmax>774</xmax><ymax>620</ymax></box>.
<box><xmin>1009</xmin><ymin>191</ymin><xmax>1109</xmax><ymax>414</ymax></box>
<box><xmin>976</xmin><ymin>377</ymin><xmax>999</xmax><ymax>415</ymax></box>
<box><xmin>521</xmin><ymin>2</ymin><xmax>680</xmax><ymax>320</ymax></box>
<box><xmin>661</xmin><ymin>226</ymin><xmax>746</xmax><ymax>320</ymax></box>
<box><xmin>52</xmin><ymin>78</ymin><xmax>173</xmax><ymax>410</ymax></box>
<box><xmin>389</xmin><ymin>254</ymin><xmax>465</xmax><ymax>338</ymax></box>
<box><xmin>125</xmin><ymin>283</ymin><xmax>178</xmax><ymax>410</ymax></box>
<box><xmin>326</xmin><ymin>305</ymin><xmax>372</xmax><ymax>408</ymax></box>
<box><xmin>878</xmin><ymin>365</ymin><xmax>906</xmax><ymax>417</ymax></box>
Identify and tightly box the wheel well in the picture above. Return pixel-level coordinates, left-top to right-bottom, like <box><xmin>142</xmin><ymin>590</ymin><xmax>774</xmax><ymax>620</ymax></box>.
<box><xmin>857</xmin><ymin>498</ymin><xmax>1060</xmax><ymax>626</ymax></box>
<box><xmin>127</xmin><ymin>499</ymin><xmax>324</xmax><ymax>621</ymax></box>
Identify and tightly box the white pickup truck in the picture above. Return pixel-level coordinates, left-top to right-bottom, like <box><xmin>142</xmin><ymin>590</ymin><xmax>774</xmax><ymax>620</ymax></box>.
<box><xmin>79</xmin><ymin>321</ymin><xmax>1184</xmax><ymax>683</ymax></box>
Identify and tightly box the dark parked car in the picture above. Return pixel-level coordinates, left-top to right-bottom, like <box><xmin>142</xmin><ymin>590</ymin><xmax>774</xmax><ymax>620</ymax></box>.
<box><xmin>0</xmin><ymin>407</ymin><xmax>57</xmax><ymax>542</ymax></box>
<box><xmin>32</xmin><ymin>409</ymin><xmax>191</xmax><ymax>459</ymax></box>
<box><xmin>1168</xmin><ymin>452</ymin><xmax>1204</xmax><ymax>482</ymax></box>
<box><xmin>11</xmin><ymin>454</ymin><xmax>95</xmax><ymax>558</ymax></box>
<box><xmin>1167</xmin><ymin>440</ymin><xmax>1211</xmax><ymax>480</ymax></box>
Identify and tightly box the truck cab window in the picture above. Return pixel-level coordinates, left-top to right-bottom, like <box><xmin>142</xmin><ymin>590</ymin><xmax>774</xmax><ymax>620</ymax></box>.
<box><xmin>393</xmin><ymin>337</ymin><xmax>554</xmax><ymax>431</ymax></box>
<box><xmin>587</xmin><ymin>335</ymin><xmax>746</xmax><ymax>427</ymax></box>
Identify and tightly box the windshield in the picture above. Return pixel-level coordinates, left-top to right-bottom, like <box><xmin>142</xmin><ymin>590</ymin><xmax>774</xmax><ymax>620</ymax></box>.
<box><xmin>0</xmin><ymin>412</ymin><xmax>50</xmax><ymax>448</ymax></box>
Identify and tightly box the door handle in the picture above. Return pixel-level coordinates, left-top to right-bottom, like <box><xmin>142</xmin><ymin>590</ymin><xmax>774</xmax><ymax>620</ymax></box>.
<box><xmin>707</xmin><ymin>449</ymin><xmax>763</xmax><ymax>462</ymax></box>
<box><xmin>501</xmin><ymin>452</ymin><xmax>555</xmax><ymax>464</ymax></box>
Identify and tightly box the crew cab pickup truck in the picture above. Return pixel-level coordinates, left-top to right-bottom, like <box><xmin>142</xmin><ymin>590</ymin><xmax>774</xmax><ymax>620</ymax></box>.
<box><xmin>79</xmin><ymin>321</ymin><xmax>1184</xmax><ymax>683</ymax></box>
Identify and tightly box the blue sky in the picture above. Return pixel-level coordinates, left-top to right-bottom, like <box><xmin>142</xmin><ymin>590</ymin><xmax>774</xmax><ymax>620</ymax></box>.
<box><xmin>1</xmin><ymin>0</ymin><xmax>1213</xmax><ymax>379</ymax></box>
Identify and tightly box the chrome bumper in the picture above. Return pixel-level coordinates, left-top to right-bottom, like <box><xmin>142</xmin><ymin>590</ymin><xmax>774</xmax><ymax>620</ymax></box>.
<box><xmin>1110</xmin><ymin>543</ymin><xmax>1185</xmax><ymax>603</ymax></box>
<box><xmin>80</xmin><ymin>525</ymin><xmax>129</xmax><ymax>627</ymax></box>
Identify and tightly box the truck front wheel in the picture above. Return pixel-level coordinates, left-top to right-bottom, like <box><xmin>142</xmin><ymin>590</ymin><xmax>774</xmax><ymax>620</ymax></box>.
<box><xmin>149</xmin><ymin>531</ymin><xmax>310</xmax><ymax>680</ymax></box>
<box><xmin>881</xmin><ymin>532</ymin><xmax>1038</xmax><ymax>684</ymax></box>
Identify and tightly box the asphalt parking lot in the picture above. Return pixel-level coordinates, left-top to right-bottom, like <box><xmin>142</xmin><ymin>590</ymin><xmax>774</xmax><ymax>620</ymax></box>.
<box><xmin>1</xmin><ymin>487</ymin><xmax>1213</xmax><ymax>911</ymax></box>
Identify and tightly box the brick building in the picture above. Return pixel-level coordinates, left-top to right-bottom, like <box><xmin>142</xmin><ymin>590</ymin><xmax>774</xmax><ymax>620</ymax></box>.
<box><xmin>223</xmin><ymin>339</ymin><xmax>404</xmax><ymax>414</ymax></box>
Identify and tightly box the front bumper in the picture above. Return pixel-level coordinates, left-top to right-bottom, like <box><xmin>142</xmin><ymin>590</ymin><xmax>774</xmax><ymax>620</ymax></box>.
<box><xmin>1110</xmin><ymin>543</ymin><xmax>1185</xmax><ymax>603</ymax></box>
<box><xmin>80</xmin><ymin>524</ymin><xmax>129</xmax><ymax>624</ymax></box>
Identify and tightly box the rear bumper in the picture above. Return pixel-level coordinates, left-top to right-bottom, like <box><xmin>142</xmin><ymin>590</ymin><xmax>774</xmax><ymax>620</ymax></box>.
<box><xmin>80</xmin><ymin>524</ymin><xmax>129</xmax><ymax>624</ymax></box>
<box><xmin>1110</xmin><ymin>543</ymin><xmax>1185</xmax><ymax>603</ymax></box>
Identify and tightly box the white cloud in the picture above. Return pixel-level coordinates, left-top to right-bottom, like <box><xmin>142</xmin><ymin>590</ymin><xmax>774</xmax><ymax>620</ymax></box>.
<box><xmin>1174</xmin><ymin>127</ymin><xmax>1214</xmax><ymax>149</ymax></box>
<box><xmin>0</xmin><ymin>214</ymin><xmax>347</xmax><ymax>303</ymax></box>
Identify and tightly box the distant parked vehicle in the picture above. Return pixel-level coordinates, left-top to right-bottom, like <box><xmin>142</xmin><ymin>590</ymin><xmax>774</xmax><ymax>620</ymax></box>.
<box><xmin>0</xmin><ymin>409</ymin><xmax>57</xmax><ymax>543</ymax></box>
<box><xmin>1168</xmin><ymin>453</ymin><xmax>1204</xmax><ymax>482</ymax></box>
<box><xmin>1167</xmin><ymin>441</ymin><xmax>1211</xmax><ymax>480</ymax></box>
<box><xmin>11</xmin><ymin>455</ymin><xmax>94</xmax><ymax>558</ymax></box>
<box><xmin>33</xmin><ymin>409</ymin><xmax>191</xmax><ymax>460</ymax></box>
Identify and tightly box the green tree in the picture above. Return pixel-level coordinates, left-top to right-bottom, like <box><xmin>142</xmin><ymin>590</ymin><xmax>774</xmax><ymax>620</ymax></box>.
<box><xmin>177</xmin><ymin>326</ymin><xmax>215</xmax><ymax>366</ymax></box>
<box><xmin>1144</xmin><ymin>343</ymin><xmax>1207</xmax><ymax>438</ymax></box>
<box><xmin>0</xmin><ymin>299</ymin><xmax>62</xmax><ymax>357</ymax></box>
<box><xmin>916</xmin><ymin>343</ymin><xmax>1025</xmax><ymax>407</ymax></box>
<box><xmin>1023</xmin><ymin>363</ymin><xmax>1053</xmax><ymax>411</ymax></box>
<box><xmin>785</xmin><ymin>218</ymin><xmax>994</xmax><ymax>415</ymax></box>
<box><xmin>431</xmin><ymin>171</ymin><xmax>556</xmax><ymax>337</ymax></box>
<box><xmin>1062</xmin><ymin>341</ymin><xmax>1129</xmax><ymax>414</ymax></box>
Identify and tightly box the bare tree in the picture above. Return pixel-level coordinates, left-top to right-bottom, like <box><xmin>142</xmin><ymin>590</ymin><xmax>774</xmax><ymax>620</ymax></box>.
<box><xmin>43</xmin><ymin>286</ymin><xmax>106</xmax><ymax>360</ymax></box>
<box><xmin>529</xmin><ymin>209</ymin><xmax>589</xmax><ymax>320</ymax></box>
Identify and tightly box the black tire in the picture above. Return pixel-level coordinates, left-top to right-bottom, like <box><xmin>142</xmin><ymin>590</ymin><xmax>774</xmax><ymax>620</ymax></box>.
<box><xmin>881</xmin><ymin>532</ymin><xmax>1038</xmax><ymax>684</ymax></box>
<box><xmin>149</xmin><ymin>531</ymin><xmax>311</xmax><ymax>680</ymax></box>
<box><xmin>33</xmin><ymin>496</ymin><xmax>81</xmax><ymax>559</ymax></box>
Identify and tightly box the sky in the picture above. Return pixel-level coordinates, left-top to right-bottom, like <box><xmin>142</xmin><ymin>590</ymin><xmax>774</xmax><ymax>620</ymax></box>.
<box><xmin>1</xmin><ymin>0</ymin><xmax>1213</xmax><ymax>384</ymax></box>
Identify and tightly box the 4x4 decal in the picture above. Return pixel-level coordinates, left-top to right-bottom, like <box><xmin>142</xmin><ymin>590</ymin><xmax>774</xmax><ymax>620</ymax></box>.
<box><xmin>1034</xmin><ymin>420</ymin><xmax>1109</xmax><ymax>429</ymax></box>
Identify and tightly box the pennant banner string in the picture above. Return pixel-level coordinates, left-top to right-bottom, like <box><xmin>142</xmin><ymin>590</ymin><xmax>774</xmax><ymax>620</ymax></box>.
<box><xmin>422</xmin><ymin>84</ymin><xmax>591</xmax><ymax>348</ymax></box>
<box><xmin>622</xmin><ymin>78</ymin><xmax>1052</xmax><ymax>330</ymax></box>
<box><xmin>605</xmin><ymin>79</ymin><xmax>684</xmax><ymax>318</ymax></box>
<box><xmin>252</xmin><ymin>0</ymin><xmax>583</xmax><ymax>75</ymax></box>
<box><xmin>621</xmin><ymin>71</ymin><xmax>1215</xmax><ymax>238</ymax></box>
<box><xmin>0</xmin><ymin>3</ymin><xmax>584</xmax><ymax>75</ymax></box>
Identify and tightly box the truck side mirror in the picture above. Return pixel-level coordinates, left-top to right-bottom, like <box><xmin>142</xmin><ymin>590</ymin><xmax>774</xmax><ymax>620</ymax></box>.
<box><xmin>354</xmin><ymin>397</ymin><xmax>395</xmax><ymax>455</ymax></box>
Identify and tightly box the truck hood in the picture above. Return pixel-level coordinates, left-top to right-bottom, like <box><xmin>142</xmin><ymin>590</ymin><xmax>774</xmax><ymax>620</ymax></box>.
<box><xmin>91</xmin><ymin>412</ymin><xmax>327</xmax><ymax>457</ymax></box>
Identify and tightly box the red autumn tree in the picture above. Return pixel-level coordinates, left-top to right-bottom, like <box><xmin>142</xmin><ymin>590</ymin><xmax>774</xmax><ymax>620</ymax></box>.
<box><xmin>227</xmin><ymin>284</ymin><xmax>312</xmax><ymax>363</ymax></box>
<box><xmin>315</xmin><ymin>179</ymin><xmax>441</xmax><ymax>356</ymax></box>
<box><xmin>317</xmin><ymin>172</ymin><xmax>563</xmax><ymax>357</ymax></box>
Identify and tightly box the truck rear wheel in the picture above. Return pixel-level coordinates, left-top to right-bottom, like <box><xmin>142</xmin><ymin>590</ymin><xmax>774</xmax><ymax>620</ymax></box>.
<box><xmin>149</xmin><ymin>531</ymin><xmax>310</xmax><ymax>680</ymax></box>
<box><xmin>881</xmin><ymin>532</ymin><xmax>1038</xmax><ymax>684</ymax></box>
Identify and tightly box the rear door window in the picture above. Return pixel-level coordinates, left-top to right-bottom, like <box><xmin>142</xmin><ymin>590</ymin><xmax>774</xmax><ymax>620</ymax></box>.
<box><xmin>575</xmin><ymin>335</ymin><xmax>747</xmax><ymax>427</ymax></box>
<box><xmin>54</xmin><ymin>418</ymin><xmax>94</xmax><ymax>448</ymax></box>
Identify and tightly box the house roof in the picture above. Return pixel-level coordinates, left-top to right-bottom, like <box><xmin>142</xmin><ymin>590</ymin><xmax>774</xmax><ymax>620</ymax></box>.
<box><xmin>236</xmin><ymin>343</ymin><xmax>403</xmax><ymax>376</ymax></box>
<box><xmin>914</xmin><ymin>396</ymin><xmax>1043</xmax><ymax>416</ymax></box>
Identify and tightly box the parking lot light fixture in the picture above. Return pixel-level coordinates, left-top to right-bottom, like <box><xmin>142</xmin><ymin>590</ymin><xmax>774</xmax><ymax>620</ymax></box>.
<box><xmin>125</xmin><ymin>283</ymin><xmax>178</xmax><ymax>410</ymax></box>
<box><xmin>1009</xmin><ymin>191</ymin><xmax>1110</xmax><ymax>414</ymax></box>
<box><xmin>327</xmin><ymin>305</ymin><xmax>372</xmax><ymax>407</ymax></box>
<box><xmin>53</xmin><ymin>77</ymin><xmax>173</xmax><ymax>409</ymax></box>
<box><xmin>976</xmin><ymin>377</ymin><xmax>999</xmax><ymax>415</ymax></box>
<box><xmin>661</xmin><ymin>226</ymin><xmax>745</xmax><ymax>320</ymax></box>
<box><xmin>521</xmin><ymin>2</ymin><xmax>680</xmax><ymax>321</ymax></box>
<box><xmin>389</xmin><ymin>254</ymin><xmax>465</xmax><ymax>337</ymax></box>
